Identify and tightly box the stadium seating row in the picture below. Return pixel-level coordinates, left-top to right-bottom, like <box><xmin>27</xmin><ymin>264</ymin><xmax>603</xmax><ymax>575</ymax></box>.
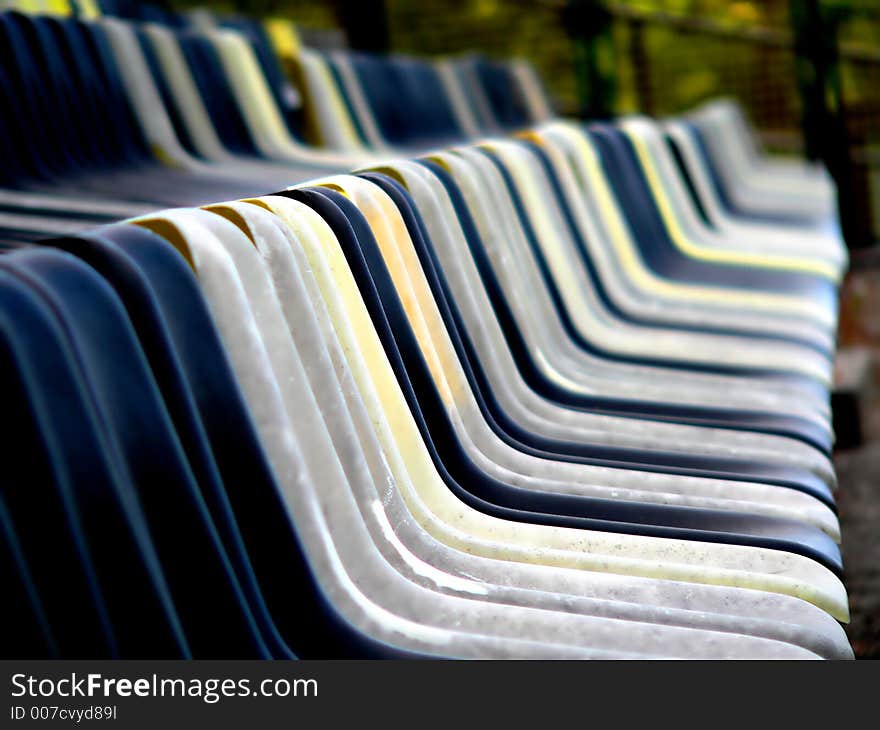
<box><xmin>0</xmin><ymin>2</ymin><xmax>852</xmax><ymax>658</ymax></box>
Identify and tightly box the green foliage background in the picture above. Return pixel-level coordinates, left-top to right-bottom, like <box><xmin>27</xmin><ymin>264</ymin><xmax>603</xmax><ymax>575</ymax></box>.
<box><xmin>171</xmin><ymin>1</ymin><xmax>880</xmax><ymax>132</ymax></box>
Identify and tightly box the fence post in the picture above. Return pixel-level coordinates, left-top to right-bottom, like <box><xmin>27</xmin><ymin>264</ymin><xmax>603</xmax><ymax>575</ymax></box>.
<box><xmin>561</xmin><ymin>0</ymin><xmax>616</xmax><ymax>119</ymax></box>
<box><xmin>332</xmin><ymin>0</ymin><xmax>390</xmax><ymax>54</ymax></box>
<box><xmin>790</xmin><ymin>0</ymin><xmax>872</xmax><ymax>249</ymax></box>
<box><xmin>790</xmin><ymin>0</ymin><xmax>836</xmax><ymax>162</ymax></box>
<box><xmin>628</xmin><ymin>17</ymin><xmax>653</xmax><ymax>117</ymax></box>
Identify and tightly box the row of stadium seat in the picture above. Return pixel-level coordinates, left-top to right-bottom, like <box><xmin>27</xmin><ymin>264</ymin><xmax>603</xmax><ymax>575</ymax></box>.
<box><xmin>0</xmin><ymin>3</ymin><xmax>853</xmax><ymax>658</ymax></box>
